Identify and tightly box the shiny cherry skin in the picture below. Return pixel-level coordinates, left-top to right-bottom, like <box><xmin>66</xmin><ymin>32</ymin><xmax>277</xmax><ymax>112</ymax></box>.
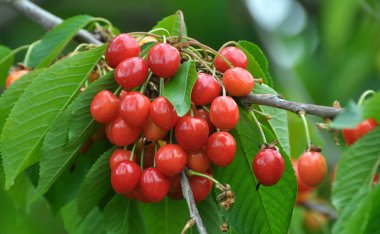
<box><xmin>252</xmin><ymin>149</ymin><xmax>285</xmax><ymax>186</ymax></box>
<box><xmin>189</xmin><ymin>173</ymin><xmax>213</xmax><ymax>202</ymax></box>
<box><xmin>292</xmin><ymin>160</ymin><xmax>314</xmax><ymax>193</ymax></box>
<box><xmin>90</xmin><ymin>90</ymin><xmax>120</xmax><ymax>123</ymax></box>
<box><xmin>109</xmin><ymin>149</ymin><xmax>132</xmax><ymax>170</ymax></box>
<box><xmin>140</xmin><ymin>167</ymin><xmax>170</xmax><ymax>202</ymax></box>
<box><xmin>148</xmin><ymin>43</ymin><xmax>181</xmax><ymax>78</ymax></box>
<box><xmin>167</xmin><ymin>174</ymin><xmax>183</xmax><ymax>200</ymax></box>
<box><xmin>191</xmin><ymin>73</ymin><xmax>221</xmax><ymax>105</ymax></box>
<box><xmin>342</xmin><ymin>118</ymin><xmax>378</xmax><ymax>145</ymax></box>
<box><xmin>175</xmin><ymin>116</ymin><xmax>209</xmax><ymax>151</ymax></box>
<box><xmin>187</xmin><ymin>150</ymin><xmax>211</xmax><ymax>172</ymax></box>
<box><xmin>105</xmin><ymin>116</ymin><xmax>141</xmax><ymax>146</ymax></box>
<box><xmin>111</xmin><ymin>161</ymin><xmax>141</xmax><ymax>194</ymax></box>
<box><xmin>206</xmin><ymin>131</ymin><xmax>236</xmax><ymax>167</ymax></box>
<box><xmin>193</xmin><ymin>108</ymin><xmax>215</xmax><ymax>133</ymax></box>
<box><xmin>210</xmin><ymin>96</ymin><xmax>239</xmax><ymax>130</ymax></box>
<box><xmin>115</xmin><ymin>57</ymin><xmax>149</xmax><ymax>91</ymax></box>
<box><xmin>214</xmin><ymin>46</ymin><xmax>248</xmax><ymax>73</ymax></box>
<box><xmin>223</xmin><ymin>67</ymin><xmax>254</xmax><ymax>97</ymax></box>
<box><xmin>150</xmin><ymin>96</ymin><xmax>179</xmax><ymax>130</ymax></box>
<box><xmin>105</xmin><ymin>34</ymin><xmax>141</xmax><ymax>68</ymax></box>
<box><xmin>119</xmin><ymin>92</ymin><xmax>150</xmax><ymax>127</ymax></box>
<box><xmin>298</xmin><ymin>151</ymin><xmax>327</xmax><ymax>187</ymax></box>
<box><xmin>136</xmin><ymin>142</ymin><xmax>155</xmax><ymax>169</ymax></box>
<box><xmin>5</xmin><ymin>69</ymin><xmax>29</xmax><ymax>88</ymax></box>
<box><xmin>143</xmin><ymin>117</ymin><xmax>168</xmax><ymax>141</ymax></box>
<box><xmin>155</xmin><ymin>144</ymin><xmax>188</xmax><ymax>176</ymax></box>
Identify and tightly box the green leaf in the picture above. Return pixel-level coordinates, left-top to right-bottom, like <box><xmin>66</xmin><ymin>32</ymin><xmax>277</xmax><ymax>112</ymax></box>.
<box><xmin>214</xmin><ymin>108</ymin><xmax>297</xmax><ymax>234</ymax></box>
<box><xmin>153</xmin><ymin>11</ymin><xmax>187</xmax><ymax>38</ymax></box>
<box><xmin>0</xmin><ymin>46</ymin><xmax>14</xmax><ymax>88</ymax></box>
<box><xmin>103</xmin><ymin>195</ymin><xmax>146</xmax><ymax>234</ymax></box>
<box><xmin>362</xmin><ymin>185</ymin><xmax>380</xmax><ymax>234</ymax></box>
<box><xmin>197</xmin><ymin>196</ymin><xmax>224</xmax><ymax>234</ymax></box>
<box><xmin>330</xmin><ymin>100</ymin><xmax>362</xmax><ymax>129</ymax></box>
<box><xmin>163</xmin><ymin>60</ymin><xmax>197</xmax><ymax>116</ymax></box>
<box><xmin>362</xmin><ymin>92</ymin><xmax>380</xmax><ymax>123</ymax></box>
<box><xmin>1</xmin><ymin>45</ymin><xmax>106</xmax><ymax>189</ymax></box>
<box><xmin>139</xmin><ymin>42</ymin><xmax>156</xmax><ymax>58</ymax></box>
<box><xmin>76</xmin><ymin>147</ymin><xmax>115</xmax><ymax>218</ymax></box>
<box><xmin>24</xmin><ymin>15</ymin><xmax>94</xmax><ymax>68</ymax></box>
<box><xmin>332</xmin><ymin>127</ymin><xmax>380</xmax><ymax>213</ymax></box>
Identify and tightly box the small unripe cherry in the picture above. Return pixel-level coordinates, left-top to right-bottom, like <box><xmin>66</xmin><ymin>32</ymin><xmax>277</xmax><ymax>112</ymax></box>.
<box><xmin>298</xmin><ymin>151</ymin><xmax>327</xmax><ymax>187</ymax></box>
<box><xmin>342</xmin><ymin>118</ymin><xmax>378</xmax><ymax>145</ymax></box>
<box><xmin>109</xmin><ymin>149</ymin><xmax>132</xmax><ymax>170</ymax></box>
<box><xmin>114</xmin><ymin>57</ymin><xmax>149</xmax><ymax>91</ymax></box>
<box><xmin>148</xmin><ymin>43</ymin><xmax>181</xmax><ymax>78</ymax></box>
<box><xmin>252</xmin><ymin>148</ymin><xmax>285</xmax><ymax>186</ymax></box>
<box><xmin>214</xmin><ymin>46</ymin><xmax>248</xmax><ymax>73</ymax></box>
<box><xmin>140</xmin><ymin>167</ymin><xmax>170</xmax><ymax>203</ymax></box>
<box><xmin>155</xmin><ymin>144</ymin><xmax>188</xmax><ymax>176</ymax></box>
<box><xmin>105</xmin><ymin>116</ymin><xmax>141</xmax><ymax>146</ymax></box>
<box><xmin>223</xmin><ymin>67</ymin><xmax>254</xmax><ymax>97</ymax></box>
<box><xmin>105</xmin><ymin>34</ymin><xmax>141</xmax><ymax>68</ymax></box>
<box><xmin>206</xmin><ymin>131</ymin><xmax>236</xmax><ymax>167</ymax></box>
<box><xmin>5</xmin><ymin>69</ymin><xmax>29</xmax><ymax>88</ymax></box>
<box><xmin>119</xmin><ymin>92</ymin><xmax>150</xmax><ymax>127</ymax></box>
<box><xmin>150</xmin><ymin>96</ymin><xmax>179</xmax><ymax>130</ymax></box>
<box><xmin>90</xmin><ymin>90</ymin><xmax>120</xmax><ymax>123</ymax></box>
<box><xmin>210</xmin><ymin>96</ymin><xmax>239</xmax><ymax>130</ymax></box>
<box><xmin>191</xmin><ymin>73</ymin><xmax>221</xmax><ymax>105</ymax></box>
<box><xmin>111</xmin><ymin>161</ymin><xmax>141</xmax><ymax>194</ymax></box>
<box><xmin>175</xmin><ymin>116</ymin><xmax>209</xmax><ymax>151</ymax></box>
<box><xmin>187</xmin><ymin>151</ymin><xmax>211</xmax><ymax>173</ymax></box>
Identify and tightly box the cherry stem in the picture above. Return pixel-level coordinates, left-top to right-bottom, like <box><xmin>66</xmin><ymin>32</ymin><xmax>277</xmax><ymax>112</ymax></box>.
<box><xmin>140</xmin><ymin>144</ymin><xmax>145</xmax><ymax>170</ymax></box>
<box><xmin>249</xmin><ymin>111</ymin><xmax>267</xmax><ymax>143</ymax></box>
<box><xmin>159</xmin><ymin>78</ymin><xmax>164</xmax><ymax>96</ymax></box>
<box><xmin>139</xmin><ymin>72</ymin><xmax>153</xmax><ymax>93</ymax></box>
<box><xmin>187</xmin><ymin>169</ymin><xmax>220</xmax><ymax>185</ymax></box>
<box><xmin>10</xmin><ymin>44</ymin><xmax>30</xmax><ymax>60</ymax></box>
<box><xmin>163</xmin><ymin>35</ymin><xmax>167</xmax><ymax>44</ymax></box>
<box><xmin>358</xmin><ymin>90</ymin><xmax>376</xmax><ymax>106</ymax></box>
<box><xmin>219</xmin><ymin>41</ymin><xmax>239</xmax><ymax>50</ymax></box>
<box><xmin>128</xmin><ymin>32</ymin><xmax>163</xmax><ymax>39</ymax></box>
<box><xmin>169</xmin><ymin>129</ymin><xmax>173</xmax><ymax>144</ymax></box>
<box><xmin>299</xmin><ymin>110</ymin><xmax>312</xmax><ymax>150</ymax></box>
<box><xmin>93</xmin><ymin>17</ymin><xmax>114</xmax><ymax>29</ymax></box>
<box><xmin>177</xmin><ymin>10</ymin><xmax>184</xmax><ymax>43</ymax></box>
<box><xmin>129</xmin><ymin>141</ymin><xmax>138</xmax><ymax>161</ymax></box>
<box><xmin>252</xmin><ymin>108</ymin><xmax>271</xmax><ymax>120</ymax></box>
<box><xmin>153</xmin><ymin>142</ymin><xmax>158</xmax><ymax>167</ymax></box>
<box><xmin>148</xmin><ymin>28</ymin><xmax>170</xmax><ymax>36</ymax></box>
<box><xmin>113</xmin><ymin>86</ymin><xmax>122</xmax><ymax>96</ymax></box>
<box><xmin>201</xmin><ymin>106</ymin><xmax>210</xmax><ymax>112</ymax></box>
<box><xmin>181</xmin><ymin>219</ymin><xmax>195</xmax><ymax>234</ymax></box>
<box><xmin>190</xmin><ymin>107</ymin><xmax>194</xmax><ymax>117</ymax></box>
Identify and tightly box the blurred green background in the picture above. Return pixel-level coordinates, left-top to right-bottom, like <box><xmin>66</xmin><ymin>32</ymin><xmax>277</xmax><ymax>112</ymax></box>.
<box><xmin>1</xmin><ymin>0</ymin><xmax>380</xmax><ymax>233</ymax></box>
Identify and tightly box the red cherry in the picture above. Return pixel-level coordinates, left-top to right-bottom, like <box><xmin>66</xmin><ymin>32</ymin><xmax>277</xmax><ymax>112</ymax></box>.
<box><xmin>105</xmin><ymin>34</ymin><xmax>141</xmax><ymax>68</ymax></box>
<box><xmin>292</xmin><ymin>160</ymin><xmax>314</xmax><ymax>193</ymax></box>
<box><xmin>143</xmin><ymin>117</ymin><xmax>168</xmax><ymax>141</ymax></box>
<box><xmin>206</xmin><ymin>131</ymin><xmax>236</xmax><ymax>167</ymax></box>
<box><xmin>115</xmin><ymin>57</ymin><xmax>149</xmax><ymax>91</ymax></box>
<box><xmin>105</xmin><ymin>116</ymin><xmax>141</xmax><ymax>146</ymax></box>
<box><xmin>132</xmin><ymin>184</ymin><xmax>153</xmax><ymax>203</ymax></box>
<box><xmin>223</xmin><ymin>67</ymin><xmax>254</xmax><ymax>97</ymax></box>
<box><xmin>193</xmin><ymin>108</ymin><xmax>215</xmax><ymax>133</ymax></box>
<box><xmin>187</xmin><ymin>150</ymin><xmax>211</xmax><ymax>172</ymax></box>
<box><xmin>150</xmin><ymin>96</ymin><xmax>179</xmax><ymax>130</ymax></box>
<box><xmin>140</xmin><ymin>167</ymin><xmax>170</xmax><ymax>202</ymax></box>
<box><xmin>210</xmin><ymin>96</ymin><xmax>239</xmax><ymax>130</ymax></box>
<box><xmin>214</xmin><ymin>46</ymin><xmax>248</xmax><ymax>73</ymax></box>
<box><xmin>5</xmin><ymin>69</ymin><xmax>29</xmax><ymax>88</ymax></box>
<box><xmin>123</xmin><ymin>191</ymin><xmax>136</xmax><ymax>200</ymax></box>
<box><xmin>119</xmin><ymin>92</ymin><xmax>150</xmax><ymax>127</ymax></box>
<box><xmin>342</xmin><ymin>118</ymin><xmax>377</xmax><ymax>145</ymax></box>
<box><xmin>109</xmin><ymin>149</ymin><xmax>132</xmax><ymax>170</ymax></box>
<box><xmin>111</xmin><ymin>161</ymin><xmax>141</xmax><ymax>194</ymax></box>
<box><xmin>252</xmin><ymin>148</ymin><xmax>285</xmax><ymax>186</ymax></box>
<box><xmin>155</xmin><ymin>144</ymin><xmax>188</xmax><ymax>176</ymax></box>
<box><xmin>191</xmin><ymin>73</ymin><xmax>221</xmax><ymax>105</ymax></box>
<box><xmin>148</xmin><ymin>43</ymin><xmax>181</xmax><ymax>78</ymax></box>
<box><xmin>175</xmin><ymin>116</ymin><xmax>209</xmax><ymax>151</ymax></box>
<box><xmin>167</xmin><ymin>174</ymin><xmax>183</xmax><ymax>200</ymax></box>
<box><xmin>136</xmin><ymin>142</ymin><xmax>155</xmax><ymax>169</ymax></box>
<box><xmin>298</xmin><ymin>151</ymin><xmax>327</xmax><ymax>187</ymax></box>
<box><xmin>189</xmin><ymin>173</ymin><xmax>213</xmax><ymax>202</ymax></box>
<box><xmin>90</xmin><ymin>90</ymin><xmax>120</xmax><ymax>123</ymax></box>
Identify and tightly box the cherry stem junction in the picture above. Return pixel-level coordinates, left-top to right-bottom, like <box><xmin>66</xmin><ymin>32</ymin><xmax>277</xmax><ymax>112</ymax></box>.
<box><xmin>299</xmin><ymin>110</ymin><xmax>312</xmax><ymax>150</ymax></box>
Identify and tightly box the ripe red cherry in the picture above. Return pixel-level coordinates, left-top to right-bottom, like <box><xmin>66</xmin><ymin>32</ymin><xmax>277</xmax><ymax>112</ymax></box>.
<box><xmin>214</xmin><ymin>46</ymin><xmax>248</xmax><ymax>73</ymax></box>
<box><xmin>143</xmin><ymin>117</ymin><xmax>168</xmax><ymax>141</ymax></box>
<box><xmin>114</xmin><ymin>57</ymin><xmax>149</xmax><ymax>91</ymax></box>
<box><xmin>155</xmin><ymin>144</ymin><xmax>188</xmax><ymax>176</ymax></box>
<box><xmin>252</xmin><ymin>148</ymin><xmax>285</xmax><ymax>186</ymax></box>
<box><xmin>223</xmin><ymin>67</ymin><xmax>254</xmax><ymax>97</ymax></box>
<box><xmin>206</xmin><ymin>131</ymin><xmax>236</xmax><ymax>167</ymax></box>
<box><xmin>148</xmin><ymin>43</ymin><xmax>181</xmax><ymax>78</ymax></box>
<box><xmin>175</xmin><ymin>116</ymin><xmax>209</xmax><ymax>151</ymax></box>
<box><xmin>111</xmin><ymin>161</ymin><xmax>141</xmax><ymax>194</ymax></box>
<box><xmin>150</xmin><ymin>96</ymin><xmax>179</xmax><ymax>130</ymax></box>
<box><xmin>5</xmin><ymin>69</ymin><xmax>29</xmax><ymax>88</ymax></box>
<box><xmin>210</xmin><ymin>96</ymin><xmax>239</xmax><ymax>130</ymax></box>
<box><xmin>105</xmin><ymin>116</ymin><xmax>141</xmax><ymax>146</ymax></box>
<box><xmin>140</xmin><ymin>167</ymin><xmax>170</xmax><ymax>202</ymax></box>
<box><xmin>105</xmin><ymin>34</ymin><xmax>140</xmax><ymax>68</ymax></box>
<box><xmin>193</xmin><ymin>108</ymin><xmax>215</xmax><ymax>133</ymax></box>
<box><xmin>292</xmin><ymin>160</ymin><xmax>314</xmax><ymax>193</ymax></box>
<box><xmin>342</xmin><ymin>118</ymin><xmax>378</xmax><ymax>145</ymax></box>
<box><xmin>167</xmin><ymin>174</ymin><xmax>183</xmax><ymax>200</ymax></box>
<box><xmin>189</xmin><ymin>173</ymin><xmax>213</xmax><ymax>202</ymax></box>
<box><xmin>298</xmin><ymin>151</ymin><xmax>327</xmax><ymax>187</ymax></box>
<box><xmin>119</xmin><ymin>92</ymin><xmax>150</xmax><ymax>127</ymax></box>
<box><xmin>90</xmin><ymin>90</ymin><xmax>120</xmax><ymax>123</ymax></box>
<box><xmin>191</xmin><ymin>73</ymin><xmax>221</xmax><ymax>105</ymax></box>
<box><xmin>109</xmin><ymin>149</ymin><xmax>132</xmax><ymax>170</ymax></box>
<box><xmin>187</xmin><ymin>151</ymin><xmax>211</xmax><ymax>172</ymax></box>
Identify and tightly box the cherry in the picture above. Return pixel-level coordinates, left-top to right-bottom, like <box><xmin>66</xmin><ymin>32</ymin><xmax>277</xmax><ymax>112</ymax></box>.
<box><xmin>167</xmin><ymin>174</ymin><xmax>183</xmax><ymax>200</ymax></box>
<box><xmin>342</xmin><ymin>118</ymin><xmax>377</xmax><ymax>145</ymax></box>
<box><xmin>105</xmin><ymin>116</ymin><xmax>141</xmax><ymax>146</ymax></box>
<box><xmin>105</xmin><ymin>34</ymin><xmax>141</xmax><ymax>68</ymax></box>
<box><xmin>191</xmin><ymin>73</ymin><xmax>221</xmax><ymax>105</ymax></box>
<box><xmin>298</xmin><ymin>151</ymin><xmax>327</xmax><ymax>187</ymax></box>
<box><xmin>115</xmin><ymin>57</ymin><xmax>149</xmax><ymax>91</ymax></box>
<box><xmin>214</xmin><ymin>46</ymin><xmax>248</xmax><ymax>73</ymax></box>
<box><xmin>155</xmin><ymin>144</ymin><xmax>188</xmax><ymax>176</ymax></box>
<box><xmin>136</xmin><ymin>142</ymin><xmax>155</xmax><ymax>169</ymax></box>
<box><xmin>89</xmin><ymin>70</ymin><xmax>100</xmax><ymax>83</ymax></box>
<box><xmin>150</xmin><ymin>96</ymin><xmax>179</xmax><ymax>130</ymax></box>
<box><xmin>193</xmin><ymin>108</ymin><xmax>215</xmax><ymax>133</ymax></box>
<box><xmin>175</xmin><ymin>116</ymin><xmax>209</xmax><ymax>151</ymax></box>
<box><xmin>143</xmin><ymin>117</ymin><xmax>168</xmax><ymax>141</ymax></box>
<box><xmin>223</xmin><ymin>67</ymin><xmax>254</xmax><ymax>97</ymax></box>
<box><xmin>187</xmin><ymin>150</ymin><xmax>211</xmax><ymax>173</ymax></box>
<box><xmin>210</xmin><ymin>96</ymin><xmax>239</xmax><ymax>131</ymax></box>
<box><xmin>5</xmin><ymin>69</ymin><xmax>29</xmax><ymax>88</ymax></box>
<box><xmin>189</xmin><ymin>173</ymin><xmax>213</xmax><ymax>202</ymax></box>
<box><xmin>292</xmin><ymin>160</ymin><xmax>314</xmax><ymax>193</ymax></box>
<box><xmin>206</xmin><ymin>131</ymin><xmax>236</xmax><ymax>167</ymax></box>
<box><xmin>140</xmin><ymin>167</ymin><xmax>170</xmax><ymax>202</ymax></box>
<box><xmin>147</xmin><ymin>43</ymin><xmax>181</xmax><ymax>78</ymax></box>
<box><xmin>119</xmin><ymin>92</ymin><xmax>150</xmax><ymax>127</ymax></box>
<box><xmin>252</xmin><ymin>148</ymin><xmax>285</xmax><ymax>186</ymax></box>
<box><xmin>132</xmin><ymin>184</ymin><xmax>153</xmax><ymax>203</ymax></box>
<box><xmin>90</xmin><ymin>90</ymin><xmax>120</xmax><ymax>123</ymax></box>
<box><xmin>111</xmin><ymin>161</ymin><xmax>141</xmax><ymax>194</ymax></box>
<box><xmin>109</xmin><ymin>149</ymin><xmax>132</xmax><ymax>170</ymax></box>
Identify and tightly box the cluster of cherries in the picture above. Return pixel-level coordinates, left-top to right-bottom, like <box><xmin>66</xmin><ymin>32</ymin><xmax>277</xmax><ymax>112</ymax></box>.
<box><xmin>89</xmin><ymin>32</ymin><xmax>261</xmax><ymax>203</ymax></box>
